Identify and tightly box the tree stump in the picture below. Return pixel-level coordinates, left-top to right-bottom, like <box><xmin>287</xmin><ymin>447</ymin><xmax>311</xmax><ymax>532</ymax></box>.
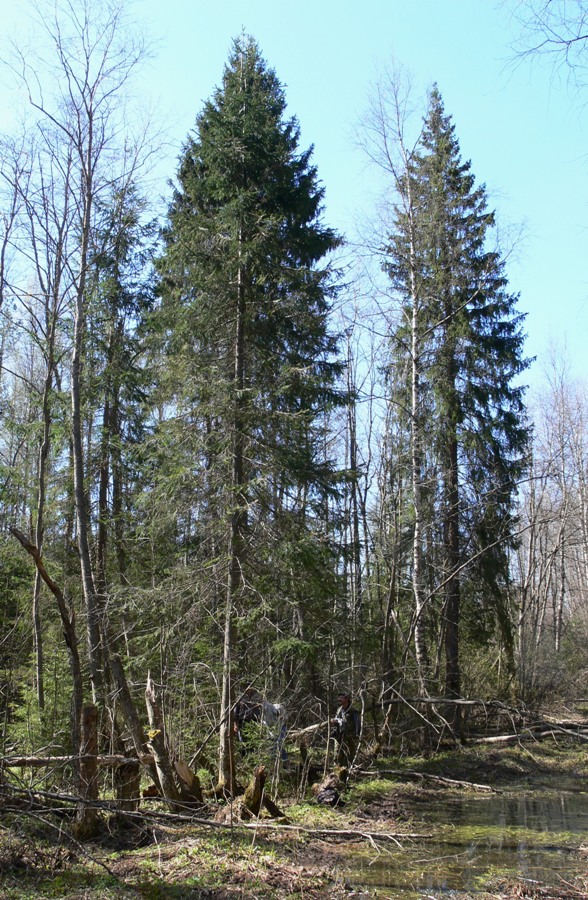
<box><xmin>241</xmin><ymin>765</ymin><xmax>287</xmax><ymax>820</ymax></box>
<box><xmin>175</xmin><ymin>758</ymin><xmax>203</xmax><ymax>804</ymax></box>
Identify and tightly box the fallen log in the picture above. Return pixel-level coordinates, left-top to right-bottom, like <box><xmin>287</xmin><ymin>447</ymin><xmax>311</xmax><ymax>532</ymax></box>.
<box><xmin>1</xmin><ymin>754</ymin><xmax>152</xmax><ymax>768</ymax></box>
<box><xmin>382</xmin><ymin>698</ymin><xmax>527</xmax><ymax>715</ymax></box>
<box><xmin>1</xmin><ymin>783</ymin><xmax>427</xmax><ymax>842</ymax></box>
<box><xmin>288</xmin><ymin>720</ymin><xmax>330</xmax><ymax>740</ymax></box>
<box><xmin>469</xmin><ymin>731</ymin><xmax>544</xmax><ymax>744</ymax></box>
<box><xmin>554</xmin><ymin>727</ymin><xmax>588</xmax><ymax>742</ymax></box>
<box><xmin>355</xmin><ymin>768</ymin><xmax>500</xmax><ymax>793</ymax></box>
<box><xmin>542</xmin><ymin>717</ymin><xmax>588</xmax><ymax>729</ymax></box>
<box><xmin>469</xmin><ymin>727</ymin><xmax>588</xmax><ymax>745</ymax></box>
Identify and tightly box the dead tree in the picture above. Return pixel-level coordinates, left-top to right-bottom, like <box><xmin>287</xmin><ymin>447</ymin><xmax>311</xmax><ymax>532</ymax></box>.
<box><xmin>145</xmin><ymin>673</ymin><xmax>203</xmax><ymax>809</ymax></box>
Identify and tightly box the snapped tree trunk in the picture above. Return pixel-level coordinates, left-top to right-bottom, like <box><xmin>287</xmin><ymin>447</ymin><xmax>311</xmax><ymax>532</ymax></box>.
<box><xmin>145</xmin><ymin>673</ymin><xmax>182</xmax><ymax>811</ymax></box>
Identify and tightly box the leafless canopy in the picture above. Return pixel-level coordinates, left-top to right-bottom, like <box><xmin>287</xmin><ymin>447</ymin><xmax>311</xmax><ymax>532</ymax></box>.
<box><xmin>509</xmin><ymin>0</ymin><xmax>588</xmax><ymax>87</ymax></box>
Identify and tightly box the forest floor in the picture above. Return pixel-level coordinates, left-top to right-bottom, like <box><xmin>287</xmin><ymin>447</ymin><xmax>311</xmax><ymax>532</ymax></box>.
<box><xmin>2</xmin><ymin>739</ymin><xmax>588</xmax><ymax>899</ymax></box>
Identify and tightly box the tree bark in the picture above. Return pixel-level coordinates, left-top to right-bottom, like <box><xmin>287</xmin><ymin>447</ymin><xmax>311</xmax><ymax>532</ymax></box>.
<box><xmin>115</xmin><ymin>760</ymin><xmax>141</xmax><ymax>814</ymax></box>
<box><xmin>74</xmin><ymin>702</ymin><xmax>100</xmax><ymax>838</ymax></box>
<box><xmin>443</xmin><ymin>431</ymin><xmax>461</xmax><ymax>704</ymax></box>
<box><xmin>145</xmin><ymin>673</ymin><xmax>181</xmax><ymax>810</ymax></box>
<box><xmin>217</xmin><ymin>224</ymin><xmax>246</xmax><ymax>797</ymax></box>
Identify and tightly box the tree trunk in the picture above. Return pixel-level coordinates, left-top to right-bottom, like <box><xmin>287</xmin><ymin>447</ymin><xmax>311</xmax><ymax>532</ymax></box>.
<box><xmin>409</xmin><ymin>209</ymin><xmax>430</xmax><ymax>692</ymax></box>
<box><xmin>217</xmin><ymin>229</ymin><xmax>246</xmax><ymax>797</ymax></box>
<box><xmin>74</xmin><ymin>702</ymin><xmax>100</xmax><ymax>838</ymax></box>
<box><xmin>444</xmin><ymin>432</ymin><xmax>461</xmax><ymax>701</ymax></box>
<box><xmin>109</xmin><ymin>653</ymin><xmax>160</xmax><ymax>788</ymax></box>
<box><xmin>32</xmin><ymin>327</ymin><xmax>57</xmax><ymax>711</ymax></box>
<box><xmin>115</xmin><ymin>760</ymin><xmax>141</xmax><ymax>814</ymax></box>
<box><xmin>145</xmin><ymin>673</ymin><xmax>181</xmax><ymax>810</ymax></box>
<box><xmin>71</xmin><ymin>174</ymin><xmax>105</xmax><ymax>707</ymax></box>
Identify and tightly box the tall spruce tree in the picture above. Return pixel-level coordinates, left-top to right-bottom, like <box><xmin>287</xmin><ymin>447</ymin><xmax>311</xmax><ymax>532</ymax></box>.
<box><xmin>156</xmin><ymin>36</ymin><xmax>343</xmax><ymax>792</ymax></box>
<box><xmin>384</xmin><ymin>87</ymin><xmax>530</xmax><ymax>699</ymax></box>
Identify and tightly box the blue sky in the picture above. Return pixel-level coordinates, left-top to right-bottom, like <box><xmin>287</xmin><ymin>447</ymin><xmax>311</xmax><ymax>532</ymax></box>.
<box><xmin>138</xmin><ymin>0</ymin><xmax>586</xmax><ymax>386</ymax></box>
<box><xmin>3</xmin><ymin>0</ymin><xmax>587</xmax><ymax>386</ymax></box>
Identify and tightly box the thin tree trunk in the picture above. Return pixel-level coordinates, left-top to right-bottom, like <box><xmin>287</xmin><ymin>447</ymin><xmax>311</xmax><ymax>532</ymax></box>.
<box><xmin>10</xmin><ymin>527</ymin><xmax>84</xmax><ymax>781</ymax></box>
<box><xmin>74</xmin><ymin>702</ymin><xmax>100</xmax><ymax>838</ymax></box>
<box><xmin>71</xmin><ymin>170</ymin><xmax>104</xmax><ymax>706</ymax></box>
<box><xmin>444</xmin><ymin>432</ymin><xmax>461</xmax><ymax>701</ymax></box>
<box><xmin>32</xmin><ymin>317</ymin><xmax>58</xmax><ymax>710</ymax></box>
<box><xmin>217</xmin><ymin>228</ymin><xmax>246</xmax><ymax>796</ymax></box>
<box><xmin>347</xmin><ymin>357</ymin><xmax>363</xmax><ymax>675</ymax></box>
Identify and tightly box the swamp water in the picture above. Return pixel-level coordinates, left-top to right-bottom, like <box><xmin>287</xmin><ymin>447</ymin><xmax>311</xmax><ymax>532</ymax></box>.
<box><xmin>345</xmin><ymin>788</ymin><xmax>588</xmax><ymax>897</ymax></box>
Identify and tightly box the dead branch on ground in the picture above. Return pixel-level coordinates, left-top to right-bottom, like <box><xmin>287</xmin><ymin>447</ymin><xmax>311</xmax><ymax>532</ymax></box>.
<box><xmin>355</xmin><ymin>767</ymin><xmax>501</xmax><ymax>792</ymax></box>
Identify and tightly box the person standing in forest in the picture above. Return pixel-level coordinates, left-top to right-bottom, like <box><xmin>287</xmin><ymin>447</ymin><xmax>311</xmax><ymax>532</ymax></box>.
<box><xmin>234</xmin><ymin>686</ymin><xmax>263</xmax><ymax>753</ymax></box>
<box><xmin>332</xmin><ymin>691</ymin><xmax>361</xmax><ymax>766</ymax></box>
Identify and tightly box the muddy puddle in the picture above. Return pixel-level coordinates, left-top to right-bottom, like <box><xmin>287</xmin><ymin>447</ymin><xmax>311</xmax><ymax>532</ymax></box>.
<box><xmin>346</xmin><ymin>788</ymin><xmax>588</xmax><ymax>897</ymax></box>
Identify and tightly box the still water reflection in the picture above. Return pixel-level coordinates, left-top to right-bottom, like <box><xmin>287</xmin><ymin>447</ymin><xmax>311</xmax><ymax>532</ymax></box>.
<box><xmin>433</xmin><ymin>791</ymin><xmax>588</xmax><ymax>834</ymax></box>
<box><xmin>346</xmin><ymin>790</ymin><xmax>588</xmax><ymax>897</ymax></box>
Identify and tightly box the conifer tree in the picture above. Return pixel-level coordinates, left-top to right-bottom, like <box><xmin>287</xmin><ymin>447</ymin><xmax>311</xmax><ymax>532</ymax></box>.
<box><xmin>156</xmin><ymin>35</ymin><xmax>343</xmax><ymax>791</ymax></box>
<box><xmin>384</xmin><ymin>87</ymin><xmax>530</xmax><ymax>699</ymax></box>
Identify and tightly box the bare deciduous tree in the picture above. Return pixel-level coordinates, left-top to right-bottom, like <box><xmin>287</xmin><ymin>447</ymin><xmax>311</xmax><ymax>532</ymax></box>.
<box><xmin>10</xmin><ymin>0</ymin><xmax>149</xmax><ymax>708</ymax></box>
<box><xmin>509</xmin><ymin>0</ymin><xmax>588</xmax><ymax>87</ymax></box>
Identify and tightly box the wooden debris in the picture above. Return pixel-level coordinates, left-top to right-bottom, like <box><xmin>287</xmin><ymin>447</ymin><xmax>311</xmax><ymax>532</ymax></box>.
<box><xmin>174</xmin><ymin>758</ymin><xmax>203</xmax><ymax>804</ymax></box>
<box><xmin>241</xmin><ymin>764</ymin><xmax>287</xmax><ymax>820</ymax></box>
<box><xmin>145</xmin><ymin>673</ymin><xmax>181</xmax><ymax>811</ymax></box>
<box><xmin>1</xmin><ymin>754</ymin><xmax>151</xmax><ymax>768</ymax></box>
<box><xmin>312</xmin><ymin>770</ymin><xmax>346</xmax><ymax>807</ymax></box>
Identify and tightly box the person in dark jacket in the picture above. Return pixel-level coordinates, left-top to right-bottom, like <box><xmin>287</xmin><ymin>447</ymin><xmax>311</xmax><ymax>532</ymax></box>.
<box><xmin>332</xmin><ymin>690</ymin><xmax>360</xmax><ymax>766</ymax></box>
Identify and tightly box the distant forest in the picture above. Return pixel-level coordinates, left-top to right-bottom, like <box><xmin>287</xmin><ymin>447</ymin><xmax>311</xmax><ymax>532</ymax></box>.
<box><xmin>1</xmin><ymin>1</ymin><xmax>586</xmax><ymax>801</ymax></box>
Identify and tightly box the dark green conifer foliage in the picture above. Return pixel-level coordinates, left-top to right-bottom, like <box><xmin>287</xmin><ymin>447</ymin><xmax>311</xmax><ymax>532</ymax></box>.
<box><xmin>385</xmin><ymin>87</ymin><xmax>530</xmax><ymax>698</ymax></box>
<box><xmin>156</xmin><ymin>36</ymin><xmax>344</xmax><ymax>788</ymax></box>
<box><xmin>86</xmin><ymin>182</ymin><xmax>156</xmax><ymax>591</ymax></box>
